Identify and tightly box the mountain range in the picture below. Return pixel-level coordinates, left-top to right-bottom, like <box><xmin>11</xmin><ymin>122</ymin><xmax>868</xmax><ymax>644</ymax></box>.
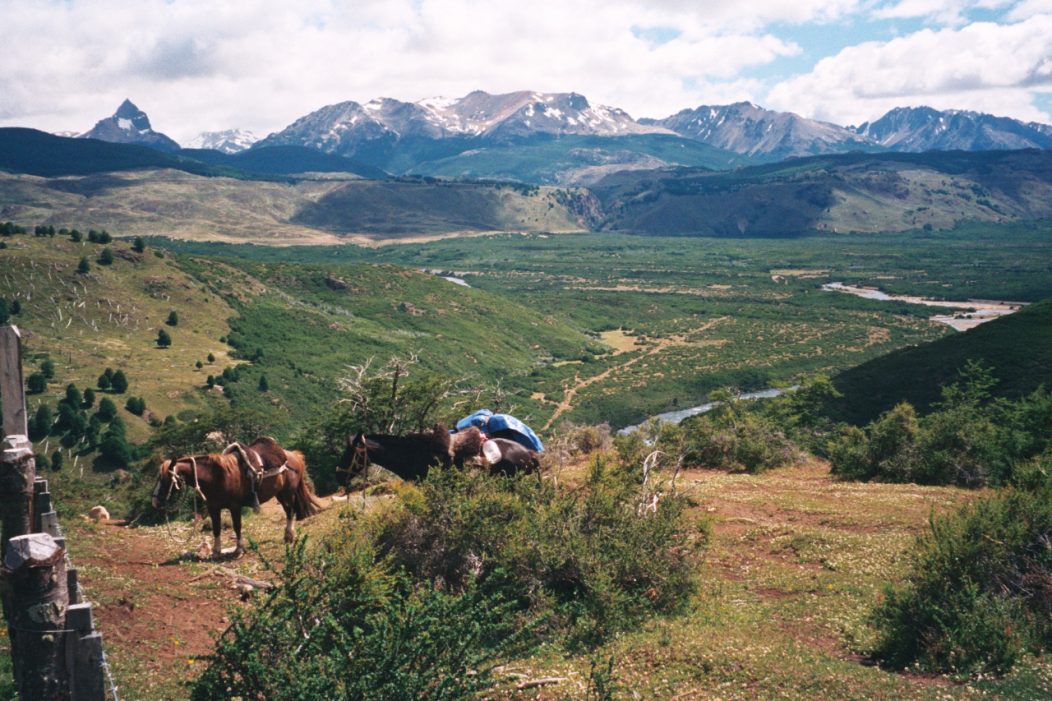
<box><xmin>76</xmin><ymin>91</ymin><xmax>1052</xmax><ymax>164</ymax></box>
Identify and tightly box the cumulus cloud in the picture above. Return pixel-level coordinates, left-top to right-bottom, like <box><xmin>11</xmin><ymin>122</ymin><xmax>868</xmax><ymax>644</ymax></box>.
<box><xmin>766</xmin><ymin>15</ymin><xmax>1052</xmax><ymax>125</ymax></box>
<box><xmin>0</xmin><ymin>0</ymin><xmax>1048</xmax><ymax>142</ymax></box>
<box><xmin>873</xmin><ymin>0</ymin><xmax>1014</xmax><ymax>25</ymax></box>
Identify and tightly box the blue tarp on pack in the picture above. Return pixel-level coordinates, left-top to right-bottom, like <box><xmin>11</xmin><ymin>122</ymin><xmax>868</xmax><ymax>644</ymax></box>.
<box><xmin>455</xmin><ymin>410</ymin><xmax>544</xmax><ymax>452</ymax></box>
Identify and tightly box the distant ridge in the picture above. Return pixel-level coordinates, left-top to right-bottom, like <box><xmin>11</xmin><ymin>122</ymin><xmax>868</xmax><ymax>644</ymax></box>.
<box><xmin>642</xmin><ymin>102</ymin><xmax>875</xmax><ymax>159</ymax></box>
<box><xmin>853</xmin><ymin>106</ymin><xmax>1052</xmax><ymax>152</ymax></box>
<box><xmin>0</xmin><ymin>128</ymin><xmax>214</xmax><ymax>177</ymax></box>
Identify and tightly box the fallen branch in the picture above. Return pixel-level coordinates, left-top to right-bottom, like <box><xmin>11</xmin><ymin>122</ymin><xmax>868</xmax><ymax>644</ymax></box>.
<box><xmin>516</xmin><ymin>677</ymin><xmax>567</xmax><ymax>690</ymax></box>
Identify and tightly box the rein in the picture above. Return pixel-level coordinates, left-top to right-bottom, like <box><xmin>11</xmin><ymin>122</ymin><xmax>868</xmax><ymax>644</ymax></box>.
<box><xmin>336</xmin><ymin>444</ymin><xmax>371</xmax><ymax>478</ymax></box>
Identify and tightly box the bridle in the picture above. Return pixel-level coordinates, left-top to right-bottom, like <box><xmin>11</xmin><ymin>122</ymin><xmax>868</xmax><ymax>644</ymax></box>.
<box><xmin>155</xmin><ymin>455</ymin><xmax>208</xmax><ymax>507</ymax></box>
<box><xmin>335</xmin><ymin>441</ymin><xmax>371</xmax><ymax>483</ymax></box>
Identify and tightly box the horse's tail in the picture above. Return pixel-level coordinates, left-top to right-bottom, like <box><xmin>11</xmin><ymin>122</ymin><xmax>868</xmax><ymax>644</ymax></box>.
<box><xmin>288</xmin><ymin>450</ymin><xmax>324</xmax><ymax>520</ymax></box>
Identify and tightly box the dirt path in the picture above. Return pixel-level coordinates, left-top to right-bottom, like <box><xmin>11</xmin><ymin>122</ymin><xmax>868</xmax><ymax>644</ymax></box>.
<box><xmin>68</xmin><ymin>496</ymin><xmax>345</xmax><ymax>700</ymax></box>
<box><xmin>543</xmin><ymin>317</ymin><xmax>727</xmax><ymax>429</ymax></box>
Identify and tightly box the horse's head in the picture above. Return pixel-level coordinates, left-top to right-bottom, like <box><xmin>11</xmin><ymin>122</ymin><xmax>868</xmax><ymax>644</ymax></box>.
<box><xmin>336</xmin><ymin>433</ymin><xmax>371</xmax><ymax>487</ymax></box>
<box><xmin>151</xmin><ymin>457</ymin><xmax>187</xmax><ymax>509</ymax></box>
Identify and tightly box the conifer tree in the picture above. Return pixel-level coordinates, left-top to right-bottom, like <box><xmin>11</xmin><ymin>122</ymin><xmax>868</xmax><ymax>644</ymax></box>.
<box><xmin>26</xmin><ymin>373</ymin><xmax>46</xmax><ymax>394</ymax></box>
<box><xmin>110</xmin><ymin>370</ymin><xmax>129</xmax><ymax>393</ymax></box>
<box><xmin>97</xmin><ymin>397</ymin><xmax>118</xmax><ymax>422</ymax></box>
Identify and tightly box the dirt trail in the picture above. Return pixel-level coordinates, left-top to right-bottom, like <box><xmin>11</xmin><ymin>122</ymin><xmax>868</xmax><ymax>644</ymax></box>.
<box><xmin>69</xmin><ymin>496</ymin><xmax>343</xmax><ymax>699</ymax></box>
<box><xmin>543</xmin><ymin>317</ymin><xmax>727</xmax><ymax>429</ymax></box>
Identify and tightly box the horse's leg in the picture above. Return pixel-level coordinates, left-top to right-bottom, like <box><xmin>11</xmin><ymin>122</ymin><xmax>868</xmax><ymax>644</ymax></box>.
<box><xmin>232</xmin><ymin>506</ymin><xmax>245</xmax><ymax>556</ymax></box>
<box><xmin>280</xmin><ymin>480</ymin><xmax>296</xmax><ymax>543</ymax></box>
<box><xmin>209</xmin><ymin>506</ymin><xmax>223</xmax><ymax>558</ymax></box>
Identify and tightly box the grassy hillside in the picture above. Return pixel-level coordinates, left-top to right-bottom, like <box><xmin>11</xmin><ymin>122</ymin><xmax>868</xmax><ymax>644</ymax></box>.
<box><xmin>0</xmin><ymin>234</ymin><xmax>239</xmax><ymax>446</ymax></box>
<box><xmin>0</xmin><ymin>233</ymin><xmax>598</xmax><ymax>440</ymax></box>
<box><xmin>593</xmin><ymin>149</ymin><xmax>1052</xmax><ymax>235</ymax></box>
<box><xmin>0</xmin><ymin>169</ymin><xmax>591</xmax><ymax>244</ymax></box>
<box><xmin>181</xmin><ymin>145</ymin><xmax>388</xmax><ymax>179</ymax></box>
<box><xmin>292</xmin><ymin>179</ymin><xmax>592</xmax><ymax>235</ymax></box>
<box><xmin>830</xmin><ymin>298</ymin><xmax>1052</xmax><ymax>424</ymax></box>
<box><xmin>407</xmin><ymin>133</ymin><xmax>748</xmax><ymax>184</ymax></box>
<box><xmin>176</xmin><ymin>255</ymin><xmax>599</xmax><ymax>429</ymax></box>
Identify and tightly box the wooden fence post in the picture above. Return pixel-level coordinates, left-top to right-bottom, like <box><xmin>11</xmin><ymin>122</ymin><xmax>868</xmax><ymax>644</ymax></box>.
<box><xmin>66</xmin><ymin>603</ymin><xmax>105</xmax><ymax>701</ymax></box>
<box><xmin>2</xmin><ymin>532</ymin><xmax>70</xmax><ymax>700</ymax></box>
<box><xmin>0</xmin><ymin>436</ymin><xmax>35</xmax><ymax>560</ymax></box>
<box><xmin>0</xmin><ymin>326</ymin><xmax>28</xmax><ymax>438</ymax></box>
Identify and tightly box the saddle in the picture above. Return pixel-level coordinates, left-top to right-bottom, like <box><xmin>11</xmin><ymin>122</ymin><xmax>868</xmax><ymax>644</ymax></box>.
<box><xmin>223</xmin><ymin>437</ymin><xmax>289</xmax><ymax>481</ymax></box>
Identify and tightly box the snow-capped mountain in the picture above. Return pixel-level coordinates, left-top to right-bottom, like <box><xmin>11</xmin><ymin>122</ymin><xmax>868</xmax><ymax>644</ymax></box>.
<box><xmin>184</xmin><ymin>129</ymin><xmax>259</xmax><ymax>154</ymax></box>
<box><xmin>852</xmin><ymin>106</ymin><xmax>1052</xmax><ymax>152</ymax></box>
<box><xmin>425</xmin><ymin>90</ymin><xmax>668</xmax><ymax>139</ymax></box>
<box><xmin>642</xmin><ymin>102</ymin><xmax>873</xmax><ymax>159</ymax></box>
<box><xmin>256</xmin><ymin>90</ymin><xmax>668</xmax><ymax>157</ymax></box>
<box><xmin>79</xmin><ymin>99</ymin><xmax>180</xmax><ymax>152</ymax></box>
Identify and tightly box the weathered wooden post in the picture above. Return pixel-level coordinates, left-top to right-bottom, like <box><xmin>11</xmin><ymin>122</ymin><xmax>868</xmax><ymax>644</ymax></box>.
<box><xmin>0</xmin><ymin>436</ymin><xmax>35</xmax><ymax>559</ymax></box>
<box><xmin>2</xmin><ymin>532</ymin><xmax>70</xmax><ymax>699</ymax></box>
<box><xmin>1</xmin><ymin>326</ymin><xmax>28</xmax><ymax>438</ymax></box>
<box><xmin>66</xmin><ymin>603</ymin><xmax>105</xmax><ymax>701</ymax></box>
<box><xmin>0</xmin><ymin>326</ymin><xmax>35</xmax><ymax>560</ymax></box>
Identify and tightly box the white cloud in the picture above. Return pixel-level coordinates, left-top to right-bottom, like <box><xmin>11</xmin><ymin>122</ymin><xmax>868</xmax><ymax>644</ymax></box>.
<box><xmin>872</xmin><ymin>0</ymin><xmax>1014</xmax><ymax>25</ymax></box>
<box><xmin>0</xmin><ymin>0</ymin><xmax>812</xmax><ymax>142</ymax></box>
<box><xmin>1006</xmin><ymin>0</ymin><xmax>1052</xmax><ymax>20</ymax></box>
<box><xmin>766</xmin><ymin>15</ymin><xmax>1052</xmax><ymax>125</ymax></box>
<box><xmin>0</xmin><ymin>0</ymin><xmax>1047</xmax><ymax>142</ymax></box>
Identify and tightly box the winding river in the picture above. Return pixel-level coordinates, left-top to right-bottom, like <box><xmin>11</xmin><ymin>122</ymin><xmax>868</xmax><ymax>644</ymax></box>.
<box><xmin>821</xmin><ymin>282</ymin><xmax>1026</xmax><ymax>331</ymax></box>
<box><xmin>618</xmin><ymin>387</ymin><xmax>792</xmax><ymax>435</ymax></box>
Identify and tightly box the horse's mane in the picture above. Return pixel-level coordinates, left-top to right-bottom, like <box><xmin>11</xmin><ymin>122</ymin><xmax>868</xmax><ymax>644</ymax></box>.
<box><xmin>165</xmin><ymin>452</ymin><xmax>240</xmax><ymax>474</ymax></box>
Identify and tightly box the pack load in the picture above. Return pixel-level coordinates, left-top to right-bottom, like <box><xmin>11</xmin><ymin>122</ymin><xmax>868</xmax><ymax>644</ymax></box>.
<box><xmin>454</xmin><ymin>409</ymin><xmax>544</xmax><ymax>452</ymax></box>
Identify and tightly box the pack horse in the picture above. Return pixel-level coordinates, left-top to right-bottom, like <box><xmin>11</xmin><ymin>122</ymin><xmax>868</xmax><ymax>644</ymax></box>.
<box><xmin>152</xmin><ymin>437</ymin><xmax>323</xmax><ymax>558</ymax></box>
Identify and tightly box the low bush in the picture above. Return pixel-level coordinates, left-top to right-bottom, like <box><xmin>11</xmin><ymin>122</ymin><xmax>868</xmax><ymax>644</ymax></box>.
<box><xmin>871</xmin><ymin>461</ymin><xmax>1052</xmax><ymax>675</ymax></box>
<box><xmin>192</xmin><ymin>540</ymin><xmax>531</xmax><ymax>701</ymax></box>
<box><xmin>370</xmin><ymin>458</ymin><xmax>704</xmax><ymax>645</ymax></box>
<box><xmin>682</xmin><ymin>411</ymin><xmax>801</xmax><ymax>473</ymax></box>
<box><xmin>830</xmin><ymin>367</ymin><xmax>1052</xmax><ymax>486</ymax></box>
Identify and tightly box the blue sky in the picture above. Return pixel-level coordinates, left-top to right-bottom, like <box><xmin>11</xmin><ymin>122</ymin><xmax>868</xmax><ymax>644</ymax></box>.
<box><xmin>0</xmin><ymin>0</ymin><xmax>1050</xmax><ymax>142</ymax></box>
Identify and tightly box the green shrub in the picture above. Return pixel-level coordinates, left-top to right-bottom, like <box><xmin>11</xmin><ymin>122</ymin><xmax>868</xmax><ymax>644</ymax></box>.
<box><xmin>871</xmin><ymin>471</ymin><xmax>1052</xmax><ymax>675</ymax></box>
<box><xmin>830</xmin><ymin>372</ymin><xmax>1052</xmax><ymax>486</ymax></box>
<box><xmin>681</xmin><ymin>404</ymin><xmax>801</xmax><ymax>473</ymax></box>
<box><xmin>192</xmin><ymin>540</ymin><xmax>532</xmax><ymax>701</ymax></box>
<box><xmin>371</xmin><ymin>458</ymin><xmax>703</xmax><ymax>645</ymax></box>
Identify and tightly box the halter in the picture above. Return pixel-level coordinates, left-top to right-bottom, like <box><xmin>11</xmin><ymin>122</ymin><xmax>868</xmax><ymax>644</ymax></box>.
<box><xmin>156</xmin><ymin>455</ymin><xmax>208</xmax><ymax>506</ymax></box>
<box><xmin>335</xmin><ymin>442</ymin><xmax>371</xmax><ymax>481</ymax></box>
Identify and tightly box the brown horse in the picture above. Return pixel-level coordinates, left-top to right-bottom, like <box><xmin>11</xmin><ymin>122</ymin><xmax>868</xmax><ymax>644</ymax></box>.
<box><xmin>152</xmin><ymin>437</ymin><xmax>323</xmax><ymax>558</ymax></box>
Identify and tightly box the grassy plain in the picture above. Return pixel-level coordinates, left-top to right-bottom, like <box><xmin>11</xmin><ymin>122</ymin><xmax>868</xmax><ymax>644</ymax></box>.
<box><xmin>154</xmin><ymin>221</ymin><xmax>1052</xmax><ymax>427</ymax></box>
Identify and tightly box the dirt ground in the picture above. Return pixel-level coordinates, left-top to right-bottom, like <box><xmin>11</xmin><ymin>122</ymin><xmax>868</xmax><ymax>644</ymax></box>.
<box><xmin>67</xmin><ymin>494</ymin><xmax>347</xmax><ymax>700</ymax></box>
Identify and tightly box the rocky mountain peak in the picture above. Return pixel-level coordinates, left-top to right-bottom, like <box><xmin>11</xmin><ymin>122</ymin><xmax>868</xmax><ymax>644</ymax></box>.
<box><xmin>79</xmin><ymin>99</ymin><xmax>180</xmax><ymax>152</ymax></box>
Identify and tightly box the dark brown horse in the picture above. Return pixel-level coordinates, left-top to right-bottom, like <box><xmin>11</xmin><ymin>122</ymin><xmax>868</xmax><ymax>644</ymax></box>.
<box><xmin>152</xmin><ymin>437</ymin><xmax>323</xmax><ymax>558</ymax></box>
<box><xmin>335</xmin><ymin>426</ymin><xmax>539</xmax><ymax>485</ymax></box>
<box><xmin>336</xmin><ymin>426</ymin><xmax>453</xmax><ymax>486</ymax></box>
